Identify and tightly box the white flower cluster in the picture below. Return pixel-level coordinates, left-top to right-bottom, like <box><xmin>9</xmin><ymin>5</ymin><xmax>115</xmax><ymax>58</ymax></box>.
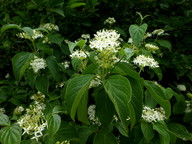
<box><xmin>30</xmin><ymin>56</ymin><xmax>47</xmax><ymax>73</ymax></box>
<box><xmin>177</xmin><ymin>84</ymin><xmax>186</xmax><ymax>91</ymax></box>
<box><xmin>145</xmin><ymin>43</ymin><xmax>159</xmax><ymax>51</ymax></box>
<box><xmin>141</xmin><ymin>106</ymin><xmax>166</xmax><ymax>123</ymax></box>
<box><xmin>81</xmin><ymin>34</ymin><xmax>90</xmax><ymax>40</ymax></box>
<box><xmin>88</xmin><ymin>105</ymin><xmax>101</xmax><ymax>126</ymax></box>
<box><xmin>89</xmin><ymin>76</ymin><xmax>102</xmax><ymax>88</ymax></box>
<box><xmin>104</xmin><ymin>17</ymin><xmax>116</xmax><ymax>25</ymax></box>
<box><xmin>133</xmin><ymin>55</ymin><xmax>159</xmax><ymax>68</ymax></box>
<box><xmin>14</xmin><ymin>106</ymin><xmax>24</xmax><ymax>115</ymax></box>
<box><xmin>40</xmin><ymin>23</ymin><xmax>59</xmax><ymax>31</ymax></box>
<box><xmin>55</xmin><ymin>140</ymin><xmax>70</xmax><ymax>144</ymax></box>
<box><xmin>17</xmin><ymin>102</ymin><xmax>47</xmax><ymax>141</ymax></box>
<box><xmin>17</xmin><ymin>30</ymin><xmax>43</xmax><ymax>40</ymax></box>
<box><xmin>70</xmin><ymin>50</ymin><xmax>88</xmax><ymax>59</ymax></box>
<box><xmin>152</xmin><ymin>29</ymin><xmax>164</xmax><ymax>36</ymax></box>
<box><xmin>89</xmin><ymin>29</ymin><xmax>120</xmax><ymax>52</ymax></box>
<box><xmin>185</xmin><ymin>100</ymin><xmax>192</xmax><ymax>113</ymax></box>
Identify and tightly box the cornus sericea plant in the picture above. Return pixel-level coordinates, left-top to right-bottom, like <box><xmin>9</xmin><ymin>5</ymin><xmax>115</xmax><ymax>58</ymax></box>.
<box><xmin>1</xmin><ymin>13</ymin><xmax>192</xmax><ymax>144</ymax></box>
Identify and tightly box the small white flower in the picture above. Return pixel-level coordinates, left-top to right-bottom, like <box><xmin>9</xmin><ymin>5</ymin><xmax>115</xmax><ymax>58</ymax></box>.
<box><xmin>81</xmin><ymin>34</ymin><xmax>90</xmax><ymax>40</ymax></box>
<box><xmin>133</xmin><ymin>55</ymin><xmax>159</xmax><ymax>68</ymax></box>
<box><xmin>14</xmin><ymin>106</ymin><xmax>24</xmax><ymax>115</ymax></box>
<box><xmin>62</xmin><ymin>61</ymin><xmax>70</xmax><ymax>69</ymax></box>
<box><xmin>88</xmin><ymin>105</ymin><xmax>101</xmax><ymax>126</ymax></box>
<box><xmin>128</xmin><ymin>38</ymin><xmax>133</xmax><ymax>44</ymax></box>
<box><xmin>70</xmin><ymin>50</ymin><xmax>88</xmax><ymax>59</ymax></box>
<box><xmin>152</xmin><ymin>29</ymin><xmax>164</xmax><ymax>36</ymax></box>
<box><xmin>5</xmin><ymin>73</ymin><xmax>10</xmax><ymax>79</ymax></box>
<box><xmin>40</xmin><ymin>23</ymin><xmax>59</xmax><ymax>31</ymax></box>
<box><xmin>30</xmin><ymin>56</ymin><xmax>47</xmax><ymax>73</ymax></box>
<box><xmin>104</xmin><ymin>17</ymin><xmax>116</xmax><ymax>25</ymax></box>
<box><xmin>145</xmin><ymin>43</ymin><xmax>159</xmax><ymax>51</ymax></box>
<box><xmin>184</xmin><ymin>100</ymin><xmax>192</xmax><ymax>113</ymax></box>
<box><xmin>177</xmin><ymin>84</ymin><xmax>186</xmax><ymax>91</ymax></box>
<box><xmin>89</xmin><ymin>76</ymin><xmax>102</xmax><ymax>88</ymax></box>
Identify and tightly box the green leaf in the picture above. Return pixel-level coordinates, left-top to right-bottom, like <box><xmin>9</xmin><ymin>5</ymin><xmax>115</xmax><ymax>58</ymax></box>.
<box><xmin>141</xmin><ymin>122</ymin><xmax>154</xmax><ymax>142</ymax></box>
<box><xmin>21</xmin><ymin>27</ymin><xmax>33</xmax><ymax>38</ymax></box>
<box><xmin>35</xmin><ymin>75</ymin><xmax>49</xmax><ymax>94</ymax></box>
<box><xmin>128</xmin><ymin>102</ymin><xmax>136</xmax><ymax>129</ymax></box>
<box><xmin>36</xmin><ymin>43</ymin><xmax>53</xmax><ymax>55</ymax></box>
<box><xmin>76</xmin><ymin>39</ymin><xmax>86</xmax><ymax>49</ymax></box>
<box><xmin>47</xmin><ymin>114</ymin><xmax>61</xmax><ymax>135</ymax></box>
<box><xmin>114</xmin><ymin>122</ymin><xmax>128</xmax><ymax>137</ymax></box>
<box><xmin>103</xmin><ymin>75</ymin><xmax>132</xmax><ymax>124</ymax></box>
<box><xmin>54</xmin><ymin>121</ymin><xmax>79</xmax><ymax>141</ymax></box>
<box><xmin>78</xmin><ymin>125</ymin><xmax>98</xmax><ymax>144</ymax></box>
<box><xmin>47</xmin><ymin>34</ymin><xmax>64</xmax><ymax>47</ymax></box>
<box><xmin>68</xmin><ymin>42</ymin><xmax>77</xmax><ymax>53</ymax></box>
<box><xmin>95</xmin><ymin>89</ymin><xmax>115</xmax><ymax>125</ymax></box>
<box><xmin>93</xmin><ymin>132</ymin><xmax>117</xmax><ymax>144</ymax></box>
<box><xmin>167</xmin><ymin>123</ymin><xmax>192</xmax><ymax>140</ymax></box>
<box><xmin>0</xmin><ymin>114</ymin><xmax>9</xmax><ymax>126</ymax></box>
<box><xmin>157</xmin><ymin>39</ymin><xmax>172</xmax><ymax>52</ymax></box>
<box><xmin>50</xmin><ymin>8</ymin><xmax>65</xmax><ymax>17</ymax></box>
<box><xmin>46</xmin><ymin>56</ymin><xmax>61</xmax><ymax>82</ymax></box>
<box><xmin>0</xmin><ymin>123</ymin><xmax>22</xmax><ymax>144</ymax></box>
<box><xmin>77</xmin><ymin>92</ymin><xmax>89</xmax><ymax>124</ymax></box>
<box><xmin>64</xmin><ymin>75</ymin><xmax>94</xmax><ymax>121</ymax></box>
<box><xmin>1</xmin><ymin>24</ymin><xmax>21</xmax><ymax>34</ymax></box>
<box><xmin>114</xmin><ymin>27</ymin><xmax>127</xmax><ymax>39</ymax></box>
<box><xmin>129</xmin><ymin>23</ymin><xmax>148</xmax><ymax>47</ymax></box>
<box><xmin>82</xmin><ymin>63</ymin><xmax>97</xmax><ymax>74</ymax></box>
<box><xmin>129</xmin><ymin>77</ymin><xmax>143</xmax><ymax>121</ymax></box>
<box><xmin>71</xmin><ymin>58</ymin><xmax>82</xmax><ymax>71</ymax></box>
<box><xmin>153</xmin><ymin>68</ymin><xmax>163</xmax><ymax>81</ymax></box>
<box><xmin>26</xmin><ymin>69</ymin><xmax>37</xmax><ymax>88</ymax></box>
<box><xmin>153</xmin><ymin>122</ymin><xmax>170</xmax><ymax>144</ymax></box>
<box><xmin>144</xmin><ymin>80</ymin><xmax>171</xmax><ymax>118</ymax></box>
<box><xmin>70</xmin><ymin>2</ymin><xmax>86</xmax><ymax>8</ymax></box>
<box><xmin>114</xmin><ymin>62</ymin><xmax>141</xmax><ymax>80</ymax></box>
<box><xmin>12</xmin><ymin>52</ymin><xmax>34</xmax><ymax>81</ymax></box>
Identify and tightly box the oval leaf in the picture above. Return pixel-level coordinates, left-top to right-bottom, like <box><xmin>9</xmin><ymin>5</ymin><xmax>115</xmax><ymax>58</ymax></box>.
<box><xmin>103</xmin><ymin>75</ymin><xmax>132</xmax><ymax>124</ymax></box>
<box><xmin>12</xmin><ymin>52</ymin><xmax>34</xmax><ymax>81</ymax></box>
<box><xmin>129</xmin><ymin>23</ymin><xmax>148</xmax><ymax>47</ymax></box>
<box><xmin>64</xmin><ymin>75</ymin><xmax>94</xmax><ymax>121</ymax></box>
<box><xmin>0</xmin><ymin>114</ymin><xmax>9</xmax><ymax>126</ymax></box>
<box><xmin>167</xmin><ymin>123</ymin><xmax>192</xmax><ymax>140</ymax></box>
<box><xmin>1</xmin><ymin>24</ymin><xmax>21</xmax><ymax>34</ymax></box>
<box><xmin>144</xmin><ymin>80</ymin><xmax>171</xmax><ymax>118</ymax></box>
<box><xmin>47</xmin><ymin>114</ymin><xmax>61</xmax><ymax>135</ymax></box>
<box><xmin>0</xmin><ymin>123</ymin><xmax>22</xmax><ymax>144</ymax></box>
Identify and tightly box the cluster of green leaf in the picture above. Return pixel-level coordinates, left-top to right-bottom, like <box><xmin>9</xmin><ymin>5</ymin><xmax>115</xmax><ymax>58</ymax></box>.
<box><xmin>0</xmin><ymin>0</ymin><xmax>192</xmax><ymax>144</ymax></box>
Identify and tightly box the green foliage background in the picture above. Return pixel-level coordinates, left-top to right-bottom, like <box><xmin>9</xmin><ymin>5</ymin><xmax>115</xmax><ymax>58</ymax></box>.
<box><xmin>0</xmin><ymin>0</ymin><xmax>192</xmax><ymax>144</ymax></box>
